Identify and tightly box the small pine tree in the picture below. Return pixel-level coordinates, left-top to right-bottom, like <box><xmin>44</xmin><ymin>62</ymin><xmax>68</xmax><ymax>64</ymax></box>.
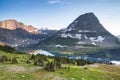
<box><xmin>45</xmin><ymin>61</ymin><xmax>56</xmax><ymax>72</ymax></box>
<box><xmin>0</xmin><ymin>55</ymin><xmax>8</xmax><ymax>63</ymax></box>
<box><xmin>34</xmin><ymin>59</ymin><xmax>38</xmax><ymax>65</ymax></box>
<box><xmin>50</xmin><ymin>61</ymin><xmax>55</xmax><ymax>71</ymax></box>
<box><xmin>30</xmin><ymin>54</ymin><xmax>35</xmax><ymax>60</ymax></box>
<box><xmin>77</xmin><ymin>59</ymin><xmax>86</xmax><ymax>66</ymax></box>
<box><xmin>45</xmin><ymin>62</ymin><xmax>50</xmax><ymax>71</ymax></box>
<box><xmin>26</xmin><ymin>59</ymin><xmax>31</xmax><ymax>64</ymax></box>
<box><xmin>54</xmin><ymin>59</ymin><xmax>61</xmax><ymax>70</ymax></box>
<box><xmin>11</xmin><ymin>57</ymin><xmax>18</xmax><ymax>64</ymax></box>
<box><xmin>56</xmin><ymin>62</ymin><xmax>61</xmax><ymax>69</ymax></box>
<box><xmin>38</xmin><ymin>59</ymin><xmax>44</xmax><ymax>67</ymax></box>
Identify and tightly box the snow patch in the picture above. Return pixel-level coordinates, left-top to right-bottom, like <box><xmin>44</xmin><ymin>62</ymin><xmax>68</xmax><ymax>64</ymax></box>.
<box><xmin>11</xmin><ymin>44</ymin><xmax>18</xmax><ymax>47</ymax></box>
<box><xmin>89</xmin><ymin>36</ymin><xmax>105</xmax><ymax>42</ymax></box>
<box><xmin>61</xmin><ymin>33</ymin><xmax>81</xmax><ymax>39</ymax></box>
<box><xmin>91</xmin><ymin>42</ymin><xmax>96</xmax><ymax>45</ymax></box>
<box><xmin>67</xmin><ymin>28</ymin><xmax>72</xmax><ymax>31</ymax></box>
<box><xmin>79</xmin><ymin>30</ymin><xmax>96</xmax><ymax>33</ymax></box>
<box><xmin>77</xmin><ymin>41</ymin><xmax>87</xmax><ymax>44</ymax></box>
<box><xmin>97</xmin><ymin>36</ymin><xmax>105</xmax><ymax>42</ymax></box>
<box><xmin>61</xmin><ymin>33</ymin><xmax>73</xmax><ymax>38</ymax></box>
<box><xmin>74</xmin><ymin>20</ymin><xmax>78</xmax><ymax>25</ymax></box>
<box><xmin>75</xmin><ymin>34</ymin><xmax>81</xmax><ymax>39</ymax></box>
<box><xmin>55</xmin><ymin>44</ymin><xmax>67</xmax><ymax>48</ymax></box>
<box><xmin>61</xmin><ymin>33</ymin><xmax>66</xmax><ymax>38</ymax></box>
<box><xmin>84</xmin><ymin>35</ymin><xmax>88</xmax><ymax>39</ymax></box>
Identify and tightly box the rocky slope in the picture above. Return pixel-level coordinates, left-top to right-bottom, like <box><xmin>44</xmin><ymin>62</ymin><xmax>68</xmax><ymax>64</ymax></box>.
<box><xmin>0</xmin><ymin>19</ymin><xmax>56</xmax><ymax>48</ymax></box>
<box><xmin>0</xmin><ymin>28</ymin><xmax>41</xmax><ymax>48</ymax></box>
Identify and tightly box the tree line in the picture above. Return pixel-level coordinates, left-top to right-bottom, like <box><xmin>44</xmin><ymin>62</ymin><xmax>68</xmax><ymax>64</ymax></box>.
<box><xmin>0</xmin><ymin>54</ymin><xmax>92</xmax><ymax>72</ymax></box>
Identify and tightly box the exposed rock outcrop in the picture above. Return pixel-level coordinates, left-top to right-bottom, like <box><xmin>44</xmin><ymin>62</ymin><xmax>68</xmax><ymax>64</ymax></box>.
<box><xmin>0</xmin><ymin>19</ymin><xmax>37</xmax><ymax>33</ymax></box>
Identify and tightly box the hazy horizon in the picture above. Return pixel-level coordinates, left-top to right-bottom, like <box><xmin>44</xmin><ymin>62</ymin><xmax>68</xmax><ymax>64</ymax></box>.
<box><xmin>0</xmin><ymin>0</ymin><xmax>120</xmax><ymax>36</ymax></box>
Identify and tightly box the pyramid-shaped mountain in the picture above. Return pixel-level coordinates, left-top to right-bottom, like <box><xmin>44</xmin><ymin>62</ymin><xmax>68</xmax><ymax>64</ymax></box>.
<box><xmin>42</xmin><ymin>12</ymin><xmax>119</xmax><ymax>47</ymax></box>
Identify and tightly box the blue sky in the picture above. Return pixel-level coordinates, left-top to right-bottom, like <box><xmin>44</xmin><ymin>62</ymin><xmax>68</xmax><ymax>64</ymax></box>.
<box><xmin>0</xmin><ymin>0</ymin><xmax>120</xmax><ymax>35</ymax></box>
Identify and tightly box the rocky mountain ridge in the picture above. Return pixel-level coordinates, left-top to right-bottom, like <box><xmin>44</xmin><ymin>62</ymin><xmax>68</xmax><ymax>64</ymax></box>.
<box><xmin>0</xmin><ymin>19</ymin><xmax>56</xmax><ymax>48</ymax></box>
<box><xmin>0</xmin><ymin>19</ymin><xmax>38</xmax><ymax>33</ymax></box>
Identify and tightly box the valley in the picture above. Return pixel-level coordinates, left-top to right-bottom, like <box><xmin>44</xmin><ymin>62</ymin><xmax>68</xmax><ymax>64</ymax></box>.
<box><xmin>0</xmin><ymin>12</ymin><xmax>120</xmax><ymax>80</ymax></box>
<box><xmin>1</xmin><ymin>0</ymin><xmax>120</xmax><ymax>79</ymax></box>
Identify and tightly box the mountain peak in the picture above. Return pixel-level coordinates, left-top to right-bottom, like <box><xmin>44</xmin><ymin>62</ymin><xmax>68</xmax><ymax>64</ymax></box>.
<box><xmin>80</xmin><ymin>12</ymin><xmax>95</xmax><ymax>17</ymax></box>
<box><xmin>56</xmin><ymin>12</ymin><xmax>119</xmax><ymax>47</ymax></box>
<box><xmin>0</xmin><ymin>19</ymin><xmax>38</xmax><ymax>33</ymax></box>
<box><xmin>74</xmin><ymin>12</ymin><xmax>99</xmax><ymax>26</ymax></box>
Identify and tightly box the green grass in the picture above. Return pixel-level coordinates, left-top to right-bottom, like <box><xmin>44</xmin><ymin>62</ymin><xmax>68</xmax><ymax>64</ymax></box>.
<box><xmin>0</xmin><ymin>50</ymin><xmax>30</xmax><ymax>63</ymax></box>
<box><xmin>0</xmin><ymin>61</ymin><xmax>120</xmax><ymax>80</ymax></box>
<box><xmin>0</xmin><ymin>49</ymin><xmax>120</xmax><ymax>80</ymax></box>
<box><xmin>0</xmin><ymin>63</ymin><xmax>56</xmax><ymax>80</ymax></box>
<box><xmin>55</xmin><ymin>64</ymin><xmax>120</xmax><ymax>80</ymax></box>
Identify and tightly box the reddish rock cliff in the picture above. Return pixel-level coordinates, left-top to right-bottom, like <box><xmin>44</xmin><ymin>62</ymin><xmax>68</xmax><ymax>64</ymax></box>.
<box><xmin>0</xmin><ymin>19</ymin><xmax>38</xmax><ymax>33</ymax></box>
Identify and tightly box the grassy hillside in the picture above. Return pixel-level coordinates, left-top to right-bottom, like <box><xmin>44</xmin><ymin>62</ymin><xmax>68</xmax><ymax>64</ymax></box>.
<box><xmin>0</xmin><ymin>45</ymin><xmax>120</xmax><ymax>80</ymax></box>
<box><xmin>0</xmin><ymin>44</ymin><xmax>25</xmax><ymax>54</ymax></box>
<box><xmin>0</xmin><ymin>63</ymin><xmax>120</xmax><ymax>80</ymax></box>
<box><xmin>55</xmin><ymin>64</ymin><xmax>120</xmax><ymax>80</ymax></box>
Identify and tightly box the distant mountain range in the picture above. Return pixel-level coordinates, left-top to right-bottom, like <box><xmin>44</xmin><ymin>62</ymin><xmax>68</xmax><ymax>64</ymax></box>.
<box><xmin>0</xmin><ymin>19</ymin><xmax>56</xmax><ymax>48</ymax></box>
<box><xmin>0</xmin><ymin>12</ymin><xmax>120</xmax><ymax>60</ymax></box>
<box><xmin>0</xmin><ymin>19</ymin><xmax>37</xmax><ymax>33</ymax></box>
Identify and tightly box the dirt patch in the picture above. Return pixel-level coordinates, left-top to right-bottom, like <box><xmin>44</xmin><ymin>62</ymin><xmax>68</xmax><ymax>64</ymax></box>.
<box><xmin>52</xmin><ymin>76</ymin><xmax>67</xmax><ymax>80</ymax></box>
<box><xmin>43</xmin><ymin>74</ymin><xmax>67</xmax><ymax>80</ymax></box>
<box><xmin>87</xmin><ymin>64</ymin><xmax>99</xmax><ymax>67</ymax></box>
<box><xmin>5</xmin><ymin>65</ymin><xmax>42</xmax><ymax>73</ymax></box>
<box><xmin>7</xmin><ymin>65</ymin><xmax>26</xmax><ymax>72</ymax></box>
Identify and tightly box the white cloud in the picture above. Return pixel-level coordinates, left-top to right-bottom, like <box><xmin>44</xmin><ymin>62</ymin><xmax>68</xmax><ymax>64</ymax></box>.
<box><xmin>48</xmin><ymin>0</ymin><xmax>61</xmax><ymax>4</ymax></box>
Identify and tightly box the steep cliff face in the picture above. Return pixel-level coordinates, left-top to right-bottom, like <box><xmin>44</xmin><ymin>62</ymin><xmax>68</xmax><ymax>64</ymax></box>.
<box><xmin>0</xmin><ymin>28</ymin><xmax>41</xmax><ymax>47</ymax></box>
<box><xmin>0</xmin><ymin>19</ymin><xmax>37</xmax><ymax>33</ymax></box>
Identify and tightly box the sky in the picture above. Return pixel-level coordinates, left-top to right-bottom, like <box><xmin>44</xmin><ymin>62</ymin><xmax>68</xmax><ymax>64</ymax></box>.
<box><xmin>0</xmin><ymin>0</ymin><xmax>120</xmax><ymax>36</ymax></box>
